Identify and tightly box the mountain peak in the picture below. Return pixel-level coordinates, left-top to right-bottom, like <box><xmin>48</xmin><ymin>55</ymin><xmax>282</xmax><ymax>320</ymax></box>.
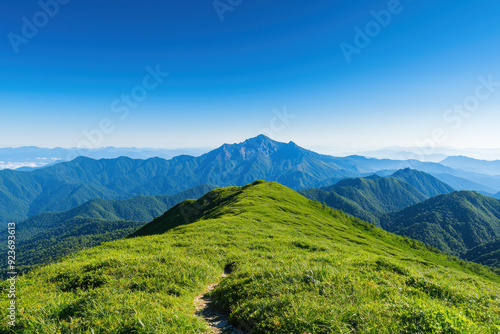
<box><xmin>243</xmin><ymin>134</ymin><xmax>275</xmax><ymax>145</ymax></box>
<box><xmin>130</xmin><ymin>181</ymin><xmax>294</xmax><ymax>237</ymax></box>
<box><xmin>256</xmin><ymin>134</ymin><xmax>272</xmax><ymax>140</ymax></box>
<box><xmin>391</xmin><ymin>168</ymin><xmax>455</xmax><ymax>198</ymax></box>
<box><xmin>391</xmin><ymin>168</ymin><xmax>432</xmax><ymax>178</ymax></box>
<box><xmin>393</xmin><ymin>167</ymin><xmax>415</xmax><ymax>174</ymax></box>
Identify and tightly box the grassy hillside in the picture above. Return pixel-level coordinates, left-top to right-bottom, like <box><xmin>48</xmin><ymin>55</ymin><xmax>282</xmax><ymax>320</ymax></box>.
<box><xmin>10</xmin><ymin>218</ymin><xmax>143</xmax><ymax>276</ymax></box>
<box><xmin>2</xmin><ymin>181</ymin><xmax>499</xmax><ymax>333</ymax></box>
<box><xmin>383</xmin><ymin>191</ymin><xmax>500</xmax><ymax>258</ymax></box>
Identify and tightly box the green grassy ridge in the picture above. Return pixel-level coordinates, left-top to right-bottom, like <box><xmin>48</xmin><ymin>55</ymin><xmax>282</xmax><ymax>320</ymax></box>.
<box><xmin>2</xmin><ymin>181</ymin><xmax>500</xmax><ymax>333</ymax></box>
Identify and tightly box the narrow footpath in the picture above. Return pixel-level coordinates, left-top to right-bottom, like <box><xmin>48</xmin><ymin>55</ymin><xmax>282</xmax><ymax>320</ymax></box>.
<box><xmin>194</xmin><ymin>273</ymin><xmax>247</xmax><ymax>334</ymax></box>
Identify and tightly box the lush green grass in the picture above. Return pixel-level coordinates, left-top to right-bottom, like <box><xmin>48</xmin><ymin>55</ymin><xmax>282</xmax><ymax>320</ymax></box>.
<box><xmin>2</xmin><ymin>181</ymin><xmax>500</xmax><ymax>333</ymax></box>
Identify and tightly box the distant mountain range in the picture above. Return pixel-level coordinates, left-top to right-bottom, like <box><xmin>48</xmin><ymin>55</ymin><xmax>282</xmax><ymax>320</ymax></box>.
<box><xmin>349</xmin><ymin>146</ymin><xmax>500</xmax><ymax>162</ymax></box>
<box><xmin>1</xmin><ymin>135</ymin><xmax>499</xmax><ymax>223</ymax></box>
<box><xmin>440</xmin><ymin>155</ymin><xmax>500</xmax><ymax>176</ymax></box>
<box><xmin>301</xmin><ymin>169</ymin><xmax>454</xmax><ymax>223</ymax></box>
<box><xmin>376</xmin><ymin>169</ymin><xmax>500</xmax><ymax>194</ymax></box>
<box><xmin>382</xmin><ymin>191</ymin><xmax>500</xmax><ymax>260</ymax></box>
<box><xmin>301</xmin><ymin>169</ymin><xmax>500</xmax><ymax>267</ymax></box>
<box><xmin>426</xmin><ymin>172</ymin><xmax>498</xmax><ymax>194</ymax></box>
<box><xmin>0</xmin><ymin>146</ymin><xmax>211</xmax><ymax>170</ymax></box>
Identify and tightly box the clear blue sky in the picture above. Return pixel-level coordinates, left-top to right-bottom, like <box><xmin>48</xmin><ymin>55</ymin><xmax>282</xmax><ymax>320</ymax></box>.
<box><xmin>1</xmin><ymin>0</ymin><xmax>499</xmax><ymax>151</ymax></box>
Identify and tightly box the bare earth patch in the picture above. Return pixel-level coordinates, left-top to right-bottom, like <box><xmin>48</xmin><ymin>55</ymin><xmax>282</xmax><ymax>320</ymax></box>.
<box><xmin>195</xmin><ymin>273</ymin><xmax>246</xmax><ymax>334</ymax></box>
